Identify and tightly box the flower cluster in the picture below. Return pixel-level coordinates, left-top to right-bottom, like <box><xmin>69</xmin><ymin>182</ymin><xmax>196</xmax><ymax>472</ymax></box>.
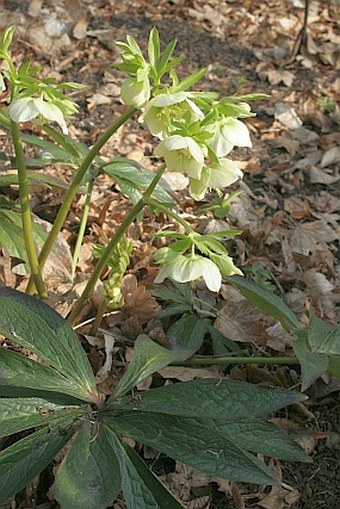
<box><xmin>117</xmin><ymin>30</ymin><xmax>254</xmax><ymax>202</ymax></box>
<box><xmin>116</xmin><ymin>28</ymin><xmax>261</xmax><ymax>291</ymax></box>
<box><xmin>1</xmin><ymin>26</ymin><xmax>83</xmax><ymax>134</ymax></box>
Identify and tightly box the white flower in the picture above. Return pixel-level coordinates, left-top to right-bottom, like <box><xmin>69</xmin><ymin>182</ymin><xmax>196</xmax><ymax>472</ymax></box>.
<box><xmin>154</xmin><ymin>135</ymin><xmax>205</xmax><ymax>179</ymax></box>
<box><xmin>189</xmin><ymin>158</ymin><xmax>243</xmax><ymax>200</ymax></box>
<box><xmin>155</xmin><ymin>254</ymin><xmax>222</xmax><ymax>292</ymax></box>
<box><xmin>140</xmin><ymin>91</ymin><xmax>204</xmax><ymax>139</ymax></box>
<box><xmin>121</xmin><ymin>76</ymin><xmax>151</xmax><ymax>108</ymax></box>
<box><xmin>9</xmin><ymin>96</ymin><xmax>68</xmax><ymax>134</ymax></box>
<box><xmin>206</xmin><ymin>117</ymin><xmax>252</xmax><ymax>157</ymax></box>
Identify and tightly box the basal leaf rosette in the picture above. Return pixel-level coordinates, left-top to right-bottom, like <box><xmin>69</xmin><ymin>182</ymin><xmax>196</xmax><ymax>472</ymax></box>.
<box><xmin>140</xmin><ymin>91</ymin><xmax>204</xmax><ymax>139</ymax></box>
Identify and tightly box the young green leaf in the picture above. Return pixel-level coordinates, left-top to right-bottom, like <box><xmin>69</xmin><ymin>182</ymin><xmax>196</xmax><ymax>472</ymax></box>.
<box><xmin>0</xmin><ymin>288</ymin><xmax>98</xmax><ymax>402</ymax></box>
<box><xmin>225</xmin><ymin>275</ymin><xmax>300</xmax><ymax>332</ymax></box>
<box><xmin>106</xmin><ymin>413</ymin><xmax>277</xmax><ymax>485</ymax></box>
<box><xmin>115</xmin><ymin>378</ymin><xmax>304</xmax><ymax>420</ymax></box>
<box><xmin>171</xmin><ymin>68</ymin><xmax>208</xmax><ymax>93</ymax></box>
<box><xmin>0</xmin><ymin>348</ymin><xmax>94</xmax><ymax>402</ymax></box>
<box><xmin>0</xmin><ymin>427</ymin><xmax>73</xmax><ymax>504</ymax></box>
<box><xmin>0</xmin><ymin>397</ymin><xmax>81</xmax><ymax>438</ymax></box>
<box><xmin>148</xmin><ymin>27</ymin><xmax>160</xmax><ymax>67</ymax></box>
<box><xmin>110</xmin><ymin>336</ymin><xmax>192</xmax><ymax>400</ymax></box>
<box><xmin>55</xmin><ymin>424</ymin><xmax>121</xmax><ymax>509</ymax></box>
<box><xmin>105</xmin><ymin>428</ymin><xmax>184</xmax><ymax>509</ymax></box>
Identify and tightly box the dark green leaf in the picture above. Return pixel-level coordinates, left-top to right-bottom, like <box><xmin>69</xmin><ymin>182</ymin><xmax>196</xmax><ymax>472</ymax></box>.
<box><xmin>0</xmin><ymin>397</ymin><xmax>81</xmax><ymax>438</ymax></box>
<box><xmin>110</xmin><ymin>336</ymin><xmax>192</xmax><ymax>400</ymax></box>
<box><xmin>106</xmin><ymin>413</ymin><xmax>277</xmax><ymax>485</ymax></box>
<box><xmin>105</xmin><ymin>428</ymin><xmax>184</xmax><ymax>509</ymax></box>
<box><xmin>0</xmin><ymin>215</ymin><xmax>27</xmax><ymax>262</ymax></box>
<box><xmin>308</xmin><ymin>314</ymin><xmax>340</xmax><ymax>355</ymax></box>
<box><xmin>102</xmin><ymin>158</ymin><xmax>173</xmax><ymax>202</ymax></box>
<box><xmin>0</xmin><ymin>288</ymin><xmax>98</xmax><ymax>402</ymax></box>
<box><xmin>293</xmin><ymin>335</ymin><xmax>329</xmax><ymax>391</ymax></box>
<box><xmin>225</xmin><ymin>276</ymin><xmax>300</xmax><ymax>332</ymax></box>
<box><xmin>55</xmin><ymin>424</ymin><xmax>121</xmax><ymax>509</ymax></box>
<box><xmin>20</xmin><ymin>133</ymin><xmax>75</xmax><ymax>162</ymax></box>
<box><xmin>0</xmin><ymin>348</ymin><xmax>94</xmax><ymax>403</ymax></box>
<box><xmin>167</xmin><ymin>314</ymin><xmax>206</xmax><ymax>351</ymax></box>
<box><xmin>0</xmin><ymin>427</ymin><xmax>73</xmax><ymax>504</ymax></box>
<box><xmin>328</xmin><ymin>355</ymin><xmax>340</xmax><ymax>378</ymax></box>
<box><xmin>116</xmin><ymin>379</ymin><xmax>304</xmax><ymax>420</ymax></box>
<box><xmin>0</xmin><ymin>171</ymin><xmax>68</xmax><ymax>189</ymax></box>
<box><xmin>216</xmin><ymin>420</ymin><xmax>310</xmax><ymax>462</ymax></box>
<box><xmin>206</xmin><ymin>324</ymin><xmax>239</xmax><ymax>353</ymax></box>
<box><xmin>157</xmin><ymin>303</ymin><xmax>193</xmax><ymax>319</ymax></box>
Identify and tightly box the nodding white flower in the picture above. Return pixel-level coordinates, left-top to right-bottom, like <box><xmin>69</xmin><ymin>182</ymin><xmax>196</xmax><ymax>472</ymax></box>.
<box><xmin>155</xmin><ymin>254</ymin><xmax>222</xmax><ymax>292</ymax></box>
<box><xmin>121</xmin><ymin>76</ymin><xmax>151</xmax><ymax>108</ymax></box>
<box><xmin>154</xmin><ymin>135</ymin><xmax>205</xmax><ymax>179</ymax></box>
<box><xmin>189</xmin><ymin>158</ymin><xmax>243</xmax><ymax>200</ymax></box>
<box><xmin>206</xmin><ymin>117</ymin><xmax>252</xmax><ymax>157</ymax></box>
<box><xmin>140</xmin><ymin>91</ymin><xmax>204</xmax><ymax>139</ymax></box>
<box><xmin>9</xmin><ymin>96</ymin><xmax>68</xmax><ymax>134</ymax></box>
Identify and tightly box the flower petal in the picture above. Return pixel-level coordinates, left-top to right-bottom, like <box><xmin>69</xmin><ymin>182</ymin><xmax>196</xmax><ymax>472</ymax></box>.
<box><xmin>221</xmin><ymin>117</ymin><xmax>252</xmax><ymax>148</ymax></box>
<box><xmin>9</xmin><ymin>97</ymin><xmax>39</xmax><ymax>123</ymax></box>
<box><xmin>34</xmin><ymin>98</ymin><xmax>68</xmax><ymax>134</ymax></box>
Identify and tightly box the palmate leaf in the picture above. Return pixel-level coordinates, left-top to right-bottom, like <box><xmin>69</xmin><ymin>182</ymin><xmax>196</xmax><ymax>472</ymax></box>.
<box><xmin>110</xmin><ymin>336</ymin><xmax>192</xmax><ymax>400</ymax></box>
<box><xmin>0</xmin><ymin>348</ymin><xmax>93</xmax><ymax>402</ymax></box>
<box><xmin>0</xmin><ymin>427</ymin><xmax>73</xmax><ymax>504</ymax></box>
<box><xmin>106</xmin><ymin>428</ymin><xmax>184</xmax><ymax>509</ymax></box>
<box><xmin>0</xmin><ymin>288</ymin><xmax>98</xmax><ymax>402</ymax></box>
<box><xmin>55</xmin><ymin>423</ymin><xmax>121</xmax><ymax>509</ymax></box>
<box><xmin>0</xmin><ymin>397</ymin><xmax>82</xmax><ymax>438</ymax></box>
<box><xmin>115</xmin><ymin>378</ymin><xmax>304</xmax><ymax>420</ymax></box>
<box><xmin>106</xmin><ymin>413</ymin><xmax>277</xmax><ymax>485</ymax></box>
<box><xmin>226</xmin><ymin>275</ymin><xmax>300</xmax><ymax>332</ymax></box>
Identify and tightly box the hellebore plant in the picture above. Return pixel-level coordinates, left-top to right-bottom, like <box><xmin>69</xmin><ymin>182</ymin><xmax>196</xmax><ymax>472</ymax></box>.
<box><xmin>0</xmin><ymin>24</ymin><xmax>259</xmax><ymax>319</ymax></box>
<box><xmin>1</xmin><ymin>24</ymin><xmax>340</xmax><ymax>509</ymax></box>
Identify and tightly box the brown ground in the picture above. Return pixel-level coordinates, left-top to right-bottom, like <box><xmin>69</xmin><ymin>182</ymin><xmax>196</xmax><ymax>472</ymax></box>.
<box><xmin>0</xmin><ymin>0</ymin><xmax>339</xmax><ymax>508</ymax></box>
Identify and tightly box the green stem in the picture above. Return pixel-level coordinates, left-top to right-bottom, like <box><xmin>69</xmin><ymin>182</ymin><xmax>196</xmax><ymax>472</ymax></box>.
<box><xmin>10</xmin><ymin>120</ymin><xmax>47</xmax><ymax>298</ymax></box>
<box><xmin>173</xmin><ymin>355</ymin><xmax>299</xmax><ymax>366</ymax></box>
<box><xmin>26</xmin><ymin>106</ymin><xmax>137</xmax><ymax>294</ymax></box>
<box><xmin>147</xmin><ymin>198</ymin><xmax>194</xmax><ymax>233</ymax></box>
<box><xmin>67</xmin><ymin>164</ymin><xmax>167</xmax><ymax>325</ymax></box>
<box><xmin>70</xmin><ymin>179</ymin><xmax>94</xmax><ymax>280</ymax></box>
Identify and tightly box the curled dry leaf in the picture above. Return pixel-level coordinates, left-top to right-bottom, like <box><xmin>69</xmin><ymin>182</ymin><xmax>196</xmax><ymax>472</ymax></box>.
<box><xmin>121</xmin><ymin>274</ymin><xmax>161</xmax><ymax>323</ymax></box>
